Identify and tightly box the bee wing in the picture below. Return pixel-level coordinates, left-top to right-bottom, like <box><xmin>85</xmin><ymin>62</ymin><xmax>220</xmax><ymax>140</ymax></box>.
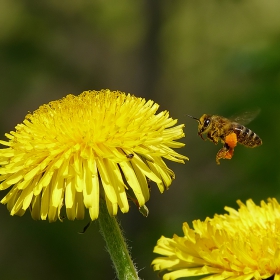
<box><xmin>229</xmin><ymin>109</ymin><xmax>261</xmax><ymax>125</ymax></box>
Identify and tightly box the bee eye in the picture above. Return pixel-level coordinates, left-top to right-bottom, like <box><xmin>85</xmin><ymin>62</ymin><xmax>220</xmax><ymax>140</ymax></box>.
<box><xmin>204</xmin><ymin>118</ymin><xmax>210</xmax><ymax>127</ymax></box>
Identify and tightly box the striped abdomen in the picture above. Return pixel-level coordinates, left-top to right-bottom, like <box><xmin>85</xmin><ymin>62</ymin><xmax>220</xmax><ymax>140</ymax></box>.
<box><xmin>232</xmin><ymin>124</ymin><xmax>262</xmax><ymax>147</ymax></box>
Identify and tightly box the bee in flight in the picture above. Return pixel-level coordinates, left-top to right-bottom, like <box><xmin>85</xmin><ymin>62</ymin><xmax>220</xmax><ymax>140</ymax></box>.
<box><xmin>187</xmin><ymin>110</ymin><xmax>262</xmax><ymax>164</ymax></box>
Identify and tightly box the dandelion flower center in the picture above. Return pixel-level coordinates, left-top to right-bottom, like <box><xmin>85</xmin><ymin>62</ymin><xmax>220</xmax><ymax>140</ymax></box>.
<box><xmin>0</xmin><ymin>90</ymin><xmax>187</xmax><ymax>222</ymax></box>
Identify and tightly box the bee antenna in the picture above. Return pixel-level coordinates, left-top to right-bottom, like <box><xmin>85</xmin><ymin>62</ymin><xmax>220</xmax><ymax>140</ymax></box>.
<box><xmin>186</xmin><ymin>115</ymin><xmax>200</xmax><ymax>122</ymax></box>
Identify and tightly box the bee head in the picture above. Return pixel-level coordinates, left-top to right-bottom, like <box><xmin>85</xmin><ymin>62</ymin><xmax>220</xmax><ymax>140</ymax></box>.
<box><xmin>187</xmin><ymin>114</ymin><xmax>212</xmax><ymax>140</ymax></box>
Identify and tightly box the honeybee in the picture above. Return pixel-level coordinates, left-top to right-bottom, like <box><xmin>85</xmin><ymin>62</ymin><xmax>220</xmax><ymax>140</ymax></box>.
<box><xmin>187</xmin><ymin>110</ymin><xmax>262</xmax><ymax>164</ymax></box>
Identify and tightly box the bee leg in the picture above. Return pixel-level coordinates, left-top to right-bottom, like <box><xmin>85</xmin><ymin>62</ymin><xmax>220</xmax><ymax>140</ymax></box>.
<box><xmin>208</xmin><ymin>132</ymin><xmax>219</xmax><ymax>145</ymax></box>
<box><xmin>198</xmin><ymin>132</ymin><xmax>205</xmax><ymax>140</ymax></box>
<box><xmin>216</xmin><ymin>143</ymin><xmax>234</xmax><ymax>165</ymax></box>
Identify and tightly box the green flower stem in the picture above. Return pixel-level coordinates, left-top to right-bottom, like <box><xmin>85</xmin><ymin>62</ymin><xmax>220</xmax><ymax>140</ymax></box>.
<box><xmin>98</xmin><ymin>198</ymin><xmax>139</xmax><ymax>280</ymax></box>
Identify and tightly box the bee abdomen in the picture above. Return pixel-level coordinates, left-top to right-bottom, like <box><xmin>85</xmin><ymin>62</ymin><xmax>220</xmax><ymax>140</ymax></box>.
<box><xmin>233</xmin><ymin>124</ymin><xmax>262</xmax><ymax>147</ymax></box>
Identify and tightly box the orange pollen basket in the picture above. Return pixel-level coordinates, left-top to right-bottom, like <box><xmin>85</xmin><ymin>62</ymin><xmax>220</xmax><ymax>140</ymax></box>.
<box><xmin>225</xmin><ymin>132</ymin><xmax>237</xmax><ymax>148</ymax></box>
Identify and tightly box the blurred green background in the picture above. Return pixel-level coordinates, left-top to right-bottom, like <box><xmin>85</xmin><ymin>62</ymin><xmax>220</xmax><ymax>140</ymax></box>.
<box><xmin>0</xmin><ymin>1</ymin><xmax>280</xmax><ymax>279</ymax></box>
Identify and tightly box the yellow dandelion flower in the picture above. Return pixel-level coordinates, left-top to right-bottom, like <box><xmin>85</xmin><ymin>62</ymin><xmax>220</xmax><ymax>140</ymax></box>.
<box><xmin>152</xmin><ymin>198</ymin><xmax>280</xmax><ymax>280</ymax></box>
<box><xmin>0</xmin><ymin>90</ymin><xmax>187</xmax><ymax>222</ymax></box>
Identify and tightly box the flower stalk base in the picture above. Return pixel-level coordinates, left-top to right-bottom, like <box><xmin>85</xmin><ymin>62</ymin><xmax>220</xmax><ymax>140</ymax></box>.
<box><xmin>98</xmin><ymin>198</ymin><xmax>139</xmax><ymax>280</ymax></box>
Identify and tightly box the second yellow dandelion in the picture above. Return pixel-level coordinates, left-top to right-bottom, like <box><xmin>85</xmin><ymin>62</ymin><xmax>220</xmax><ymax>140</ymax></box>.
<box><xmin>152</xmin><ymin>198</ymin><xmax>280</xmax><ymax>280</ymax></box>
